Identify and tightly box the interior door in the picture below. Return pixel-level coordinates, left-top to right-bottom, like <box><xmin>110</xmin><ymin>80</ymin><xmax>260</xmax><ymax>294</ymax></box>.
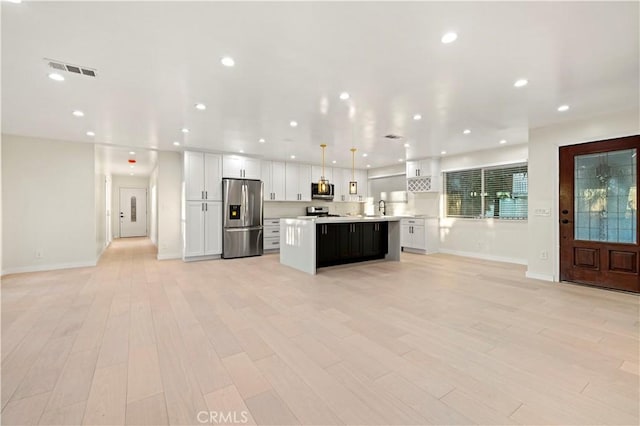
<box><xmin>559</xmin><ymin>135</ymin><xmax>639</xmax><ymax>292</ymax></box>
<box><xmin>119</xmin><ymin>188</ymin><xmax>147</xmax><ymax>237</ymax></box>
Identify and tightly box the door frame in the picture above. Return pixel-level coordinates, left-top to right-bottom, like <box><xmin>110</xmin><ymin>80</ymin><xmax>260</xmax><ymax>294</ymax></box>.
<box><xmin>118</xmin><ymin>186</ymin><xmax>148</xmax><ymax>238</ymax></box>
<box><xmin>558</xmin><ymin>135</ymin><xmax>639</xmax><ymax>291</ymax></box>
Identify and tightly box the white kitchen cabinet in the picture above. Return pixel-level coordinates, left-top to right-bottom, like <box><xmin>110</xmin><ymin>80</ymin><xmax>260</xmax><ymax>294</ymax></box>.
<box><xmin>185</xmin><ymin>201</ymin><xmax>222</xmax><ymax>258</ymax></box>
<box><xmin>285</xmin><ymin>163</ymin><xmax>312</xmax><ymax>201</ymax></box>
<box><xmin>262</xmin><ymin>161</ymin><xmax>286</xmax><ymax>201</ymax></box>
<box><xmin>400</xmin><ymin>218</ymin><xmax>439</xmax><ymax>254</ymax></box>
<box><xmin>263</xmin><ymin>218</ymin><xmax>281</xmax><ymax>251</ymax></box>
<box><xmin>312</xmin><ymin>165</ymin><xmax>333</xmax><ymax>184</ymax></box>
<box><xmin>223</xmin><ymin>155</ymin><xmax>261</xmax><ymax>179</ymax></box>
<box><xmin>334</xmin><ymin>168</ymin><xmax>367</xmax><ymax>202</ymax></box>
<box><xmin>406</xmin><ymin>158</ymin><xmax>441</xmax><ymax>192</ymax></box>
<box><xmin>184</xmin><ymin>151</ymin><xmax>222</xmax><ymax>201</ymax></box>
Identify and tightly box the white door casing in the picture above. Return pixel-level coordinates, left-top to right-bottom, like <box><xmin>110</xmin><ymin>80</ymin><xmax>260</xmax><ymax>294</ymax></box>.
<box><xmin>119</xmin><ymin>187</ymin><xmax>147</xmax><ymax>237</ymax></box>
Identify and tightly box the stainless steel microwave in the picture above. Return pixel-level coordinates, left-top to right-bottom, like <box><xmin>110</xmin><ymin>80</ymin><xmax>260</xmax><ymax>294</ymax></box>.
<box><xmin>311</xmin><ymin>183</ymin><xmax>334</xmax><ymax>200</ymax></box>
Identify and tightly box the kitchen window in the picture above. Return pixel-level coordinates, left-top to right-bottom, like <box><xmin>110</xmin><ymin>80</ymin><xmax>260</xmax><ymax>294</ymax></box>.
<box><xmin>445</xmin><ymin>163</ymin><xmax>528</xmax><ymax>219</ymax></box>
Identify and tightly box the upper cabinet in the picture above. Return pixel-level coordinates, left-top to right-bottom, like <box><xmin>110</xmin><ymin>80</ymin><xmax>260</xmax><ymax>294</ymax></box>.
<box><xmin>185</xmin><ymin>151</ymin><xmax>222</xmax><ymax>201</ymax></box>
<box><xmin>262</xmin><ymin>160</ymin><xmax>286</xmax><ymax>201</ymax></box>
<box><xmin>406</xmin><ymin>158</ymin><xmax>441</xmax><ymax>192</ymax></box>
<box><xmin>222</xmin><ymin>155</ymin><xmax>261</xmax><ymax>179</ymax></box>
<box><xmin>285</xmin><ymin>163</ymin><xmax>312</xmax><ymax>201</ymax></box>
<box><xmin>334</xmin><ymin>168</ymin><xmax>368</xmax><ymax>202</ymax></box>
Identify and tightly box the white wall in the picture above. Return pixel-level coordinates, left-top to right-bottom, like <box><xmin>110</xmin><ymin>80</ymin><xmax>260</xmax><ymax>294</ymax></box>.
<box><xmin>149</xmin><ymin>165</ymin><xmax>158</xmax><ymax>246</ymax></box>
<box><xmin>439</xmin><ymin>144</ymin><xmax>530</xmax><ymax>264</ymax></box>
<box><xmin>111</xmin><ymin>175</ymin><xmax>149</xmax><ymax>239</ymax></box>
<box><xmin>94</xmin><ymin>148</ymin><xmax>108</xmax><ymax>258</ymax></box>
<box><xmin>527</xmin><ymin>109</ymin><xmax>640</xmax><ymax>281</ymax></box>
<box><xmin>264</xmin><ymin>200</ymin><xmax>363</xmax><ymax>218</ymax></box>
<box><xmin>2</xmin><ymin>134</ymin><xmax>96</xmax><ymax>274</ymax></box>
<box><xmin>157</xmin><ymin>151</ymin><xmax>182</xmax><ymax>260</ymax></box>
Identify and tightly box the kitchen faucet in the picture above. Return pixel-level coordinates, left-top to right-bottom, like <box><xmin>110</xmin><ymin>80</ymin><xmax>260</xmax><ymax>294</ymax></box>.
<box><xmin>378</xmin><ymin>200</ymin><xmax>386</xmax><ymax>216</ymax></box>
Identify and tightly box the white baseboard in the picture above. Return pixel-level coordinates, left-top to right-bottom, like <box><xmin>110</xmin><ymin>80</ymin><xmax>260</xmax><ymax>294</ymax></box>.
<box><xmin>157</xmin><ymin>253</ymin><xmax>182</xmax><ymax>260</ymax></box>
<box><xmin>2</xmin><ymin>260</ymin><xmax>97</xmax><ymax>276</ymax></box>
<box><xmin>438</xmin><ymin>248</ymin><xmax>527</xmax><ymax>265</ymax></box>
<box><xmin>183</xmin><ymin>254</ymin><xmax>222</xmax><ymax>262</ymax></box>
<box><xmin>525</xmin><ymin>270</ymin><xmax>555</xmax><ymax>282</ymax></box>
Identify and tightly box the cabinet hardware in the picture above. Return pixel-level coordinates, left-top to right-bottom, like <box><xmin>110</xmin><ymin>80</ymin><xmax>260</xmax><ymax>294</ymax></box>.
<box><xmin>202</xmin><ymin>190</ymin><xmax>205</xmax><ymax>199</ymax></box>
<box><xmin>272</xmin><ymin>241</ymin><xmax>278</xmax><ymax>245</ymax></box>
<box><xmin>205</xmin><ymin>191</ymin><xmax>208</xmax><ymax>199</ymax></box>
<box><xmin>201</xmin><ymin>203</ymin><xmax>204</xmax><ymax>211</ymax></box>
<box><xmin>205</xmin><ymin>203</ymin><xmax>208</xmax><ymax>211</ymax></box>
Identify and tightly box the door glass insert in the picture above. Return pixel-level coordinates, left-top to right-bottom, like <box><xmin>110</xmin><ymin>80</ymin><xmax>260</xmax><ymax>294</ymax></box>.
<box><xmin>130</xmin><ymin>196</ymin><xmax>137</xmax><ymax>222</ymax></box>
<box><xmin>574</xmin><ymin>149</ymin><xmax>636</xmax><ymax>243</ymax></box>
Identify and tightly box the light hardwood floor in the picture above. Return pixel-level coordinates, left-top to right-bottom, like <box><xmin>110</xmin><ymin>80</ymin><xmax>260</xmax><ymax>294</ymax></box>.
<box><xmin>2</xmin><ymin>238</ymin><xmax>638</xmax><ymax>425</ymax></box>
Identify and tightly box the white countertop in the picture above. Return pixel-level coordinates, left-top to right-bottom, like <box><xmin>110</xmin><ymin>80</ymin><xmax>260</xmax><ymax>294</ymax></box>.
<box><xmin>290</xmin><ymin>216</ymin><xmax>402</xmax><ymax>223</ymax></box>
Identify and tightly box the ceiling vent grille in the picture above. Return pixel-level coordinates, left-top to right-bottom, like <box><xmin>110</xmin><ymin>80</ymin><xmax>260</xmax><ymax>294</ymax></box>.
<box><xmin>385</xmin><ymin>134</ymin><xmax>403</xmax><ymax>140</ymax></box>
<box><xmin>45</xmin><ymin>58</ymin><xmax>97</xmax><ymax>78</ymax></box>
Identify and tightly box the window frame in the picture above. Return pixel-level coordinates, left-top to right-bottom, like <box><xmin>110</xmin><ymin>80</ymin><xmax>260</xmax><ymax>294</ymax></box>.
<box><xmin>444</xmin><ymin>162</ymin><xmax>528</xmax><ymax>220</ymax></box>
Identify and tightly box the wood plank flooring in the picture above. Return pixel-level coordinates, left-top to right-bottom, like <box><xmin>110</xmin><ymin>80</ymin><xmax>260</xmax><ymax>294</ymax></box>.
<box><xmin>2</xmin><ymin>237</ymin><xmax>638</xmax><ymax>425</ymax></box>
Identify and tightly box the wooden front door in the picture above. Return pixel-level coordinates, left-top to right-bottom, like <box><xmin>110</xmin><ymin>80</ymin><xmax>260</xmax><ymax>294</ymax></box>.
<box><xmin>559</xmin><ymin>135</ymin><xmax>639</xmax><ymax>292</ymax></box>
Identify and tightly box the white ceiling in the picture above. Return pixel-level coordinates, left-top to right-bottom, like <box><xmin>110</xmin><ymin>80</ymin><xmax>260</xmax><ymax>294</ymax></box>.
<box><xmin>2</xmin><ymin>1</ymin><xmax>638</xmax><ymax>170</ymax></box>
<box><xmin>96</xmin><ymin>145</ymin><xmax>157</xmax><ymax>177</ymax></box>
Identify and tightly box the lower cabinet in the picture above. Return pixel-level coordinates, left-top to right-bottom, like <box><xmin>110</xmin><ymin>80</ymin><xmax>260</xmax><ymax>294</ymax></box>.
<box><xmin>263</xmin><ymin>218</ymin><xmax>280</xmax><ymax>252</ymax></box>
<box><xmin>185</xmin><ymin>201</ymin><xmax>222</xmax><ymax>258</ymax></box>
<box><xmin>317</xmin><ymin>221</ymin><xmax>388</xmax><ymax>267</ymax></box>
<box><xmin>400</xmin><ymin>218</ymin><xmax>438</xmax><ymax>253</ymax></box>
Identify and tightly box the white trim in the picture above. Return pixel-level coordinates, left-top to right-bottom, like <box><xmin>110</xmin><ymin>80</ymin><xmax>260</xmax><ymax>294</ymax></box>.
<box><xmin>2</xmin><ymin>260</ymin><xmax>97</xmax><ymax>276</ymax></box>
<box><xmin>441</xmin><ymin>158</ymin><xmax>528</xmax><ymax>173</ymax></box>
<box><xmin>183</xmin><ymin>254</ymin><xmax>222</xmax><ymax>262</ymax></box>
<box><xmin>368</xmin><ymin>172</ymin><xmax>406</xmax><ymax>179</ymax></box>
<box><xmin>438</xmin><ymin>248</ymin><xmax>527</xmax><ymax>265</ymax></box>
<box><xmin>525</xmin><ymin>270</ymin><xmax>556</xmax><ymax>282</ymax></box>
<box><xmin>157</xmin><ymin>252</ymin><xmax>182</xmax><ymax>260</ymax></box>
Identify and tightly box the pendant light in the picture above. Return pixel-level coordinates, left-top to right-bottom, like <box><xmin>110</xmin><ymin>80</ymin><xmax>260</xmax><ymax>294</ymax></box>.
<box><xmin>349</xmin><ymin>148</ymin><xmax>358</xmax><ymax>194</ymax></box>
<box><xmin>318</xmin><ymin>144</ymin><xmax>330</xmax><ymax>194</ymax></box>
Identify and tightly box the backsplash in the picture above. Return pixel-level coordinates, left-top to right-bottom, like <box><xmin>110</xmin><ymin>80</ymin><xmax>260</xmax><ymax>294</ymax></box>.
<box><xmin>264</xmin><ymin>200</ymin><xmax>365</xmax><ymax>218</ymax></box>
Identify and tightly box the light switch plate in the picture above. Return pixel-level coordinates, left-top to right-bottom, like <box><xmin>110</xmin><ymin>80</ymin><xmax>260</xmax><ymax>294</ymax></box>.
<box><xmin>534</xmin><ymin>208</ymin><xmax>551</xmax><ymax>216</ymax></box>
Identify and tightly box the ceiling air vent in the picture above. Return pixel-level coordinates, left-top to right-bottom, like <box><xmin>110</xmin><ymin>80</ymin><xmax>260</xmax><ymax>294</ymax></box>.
<box><xmin>45</xmin><ymin>58</ymin><xmax>98</xmax><ymax>78</ymax></box>
<box><xmin>384</xmin><ymin>134</ymin><xmax>403</xmax><ymax>140</ymax></box>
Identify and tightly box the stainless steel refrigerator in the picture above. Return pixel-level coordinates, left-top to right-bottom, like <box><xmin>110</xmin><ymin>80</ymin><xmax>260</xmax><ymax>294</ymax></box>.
<box><xmin>222</xmin><ymin>178</ymin><xmax>264</xmax><ymax>259</ymax></box>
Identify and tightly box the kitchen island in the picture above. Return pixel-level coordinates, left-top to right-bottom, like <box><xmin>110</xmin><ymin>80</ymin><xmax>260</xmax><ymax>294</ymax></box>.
<box><xmin>279</xmin><ymin>216</ymin><xmax>401</xmax><ymax>275</ymax></box>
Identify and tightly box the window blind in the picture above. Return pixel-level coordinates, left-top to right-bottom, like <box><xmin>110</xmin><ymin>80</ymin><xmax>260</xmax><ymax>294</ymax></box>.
<box><xmin>445</xmin><ymin>169</ymin><xmax>482</xmax><ymax>218</ymax></box>
<box><xmin>444</xmin><ymin>163</ymin><xmax>528</xmax><ymax>219</ymax></box>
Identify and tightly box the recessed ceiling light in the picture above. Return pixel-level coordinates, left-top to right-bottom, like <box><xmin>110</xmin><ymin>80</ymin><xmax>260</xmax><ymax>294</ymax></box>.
<box><xmin>221</xmin><ymin>56</ymin><xmax>235</xmax><ymax>67</ymax></box>
<box><xmin>48</xmin><ymin>73</ymin><xmax>64</xmax><ymax>82</ymax></box>
<box><xmin>413</xmin><ymin>114</ymin><xmax>422</xmax><ymax>121</ymax></box>
<box><xmin>86</xmin><ymin>131</ymin><xmax>95</xmax><ymax>137</ymax></box>
<box><xmin>181</xmin><ymin>128</ymin><xmax>190</xmax><ymax>133</ymax></box>
<box><xmin>289</xmin><ymin>121</ymin><xmax>298</xmax><ymax>127</ymax></box>
<box><xmin>441</xmin><ymin>151</ymin><xmax>447</xmax><ymax>155</ymax></box>
<box><xmin>404</xmin><ymin>143</ymin><xmax>410</xmax><ymax>148</ymax></box>
<box><xmin>332</xmin><ymin>160</ymin><xmax>337</xmax><ymax>164</ymax></box>
<box><xmin>362</xmin><ymin>153</ymin><xmax>368</xmax><ymax>157</ymax></box>
<box><xmin>195</xmin><ymin>103</ymin><xmax>207</xmax><ymax>110</ymax></box>
<box><xmin>239</xmin><ymin>150</ymin><xmax>244</xmax><ymax>153</ymax></box>
<box><xmin>499</xmin><ymin>140</ymin><xmax>507</xmax><ymax>144</ymax></box>
<box><xmin>173</xmin><ymin>141</ymin><xmax>180</xmax><ymax>146</ymax></box>
<box><xmin>398</xmin><ymin>158</ymin><xmax>404</xmax><ymax>162</ymax></box>
<box><xmin>130</xmin><ymin>165</ymin><xmax>135</xmax><ymax>169</ymax></box>
<box><xmin>72</xmin><ymin>110</ymin><xmax>84</xmax><ymax>117</ymax></box>
<box><xmin>130</xmin><ymin>173</ymin><xmax>134</xmax><ymax>176</ymax></box>
<box><xmin>366</xmin><ymin>164</ymin><xmax>371</xmax><ymax>168</ymax></box>
<box><xmin>557</xmin><ymin>105</ymin><xmax>570</xmax><ymax>112</ymax></box>
<box><xmin>441</xmin><ymin>32</ymin><xmax>458</xmax><ymax>44</ymax></box>
<box><xmin>129</xmin><ymin>151</ymin><xmax>135</xmax><ymax>155</ymax></box>
<box><xmin>259</xmin><ymin>138</ymin><xmax>266</xmax><ymax>143</ymax></box>
<box><xmin>290</xmin><ymin>155</ymin><xmax>296</xmax><ymax>159</ymax></box>
<box><xmin>514</xmin><ymin>79</ymin><xmax>528</xmax><ymax>88</ymax></box>
<box><xmin>339</xmin><ymin>92</ymin><xmax>350</xmax><ymax>100</ymax></box>
<box><xmin>463</xmin><ymin>129</ymin><xmax>471</xmax><ymax>134</ymax></box>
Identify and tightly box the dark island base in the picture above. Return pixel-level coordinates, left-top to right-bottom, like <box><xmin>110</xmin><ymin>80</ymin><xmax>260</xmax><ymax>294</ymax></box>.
<box><xmin>316</xmin><ymin>222</ymin><xmax>389</xmax><ymax>269</ymax></box>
